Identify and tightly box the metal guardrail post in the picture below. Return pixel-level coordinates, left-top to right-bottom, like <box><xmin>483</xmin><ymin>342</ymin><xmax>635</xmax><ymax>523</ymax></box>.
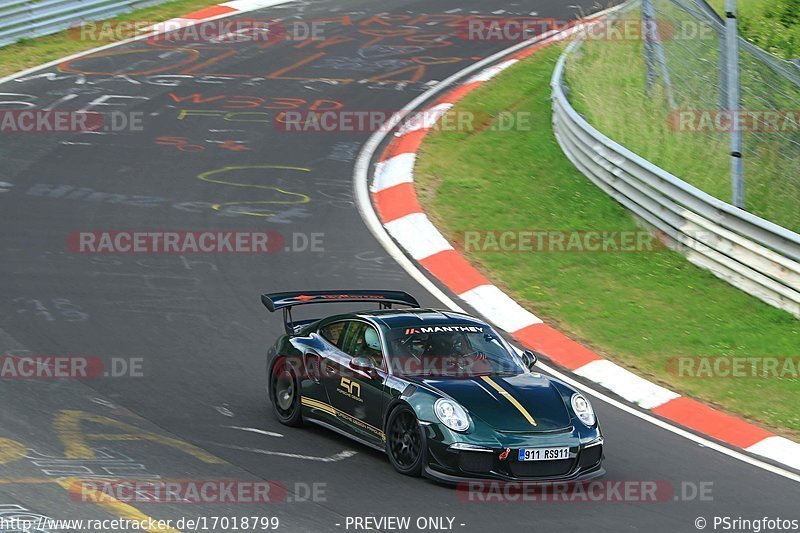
<box><xmin>692</xmin><ymin>0</ymin><xmax>729</xmax><ymax>110</ymax></box>
<box><xmin>643</xmin><ymin>0</ymin><xmax>657</xmax><ymax>94</ymax></box>
<box><xmin>724</xmin><ymin>0</ymin><xmax>745</xmax><ymax>208</ymax></box>
<box><xmin>551</xmin><ymin>20</ymin><xmax>800</xmax><ymax>317</ymax></box>
<box><xmin>642</xmin><ymin>0</ymin><xmax>676</xmax><ymax>109</ymax></box>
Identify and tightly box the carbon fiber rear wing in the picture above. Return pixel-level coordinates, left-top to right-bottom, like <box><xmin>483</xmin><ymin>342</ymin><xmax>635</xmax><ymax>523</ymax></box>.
<box><xmin>261</xmin><ymin>290</ymin><xmax>420</xmax><ymax>334</ymax></box>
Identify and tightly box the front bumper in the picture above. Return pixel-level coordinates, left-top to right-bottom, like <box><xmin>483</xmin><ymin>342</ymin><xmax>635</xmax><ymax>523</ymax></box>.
<box><xmin>424</xmin><ymin>433</ymin><xmax>604</xmax><ymax>484</ymax></box>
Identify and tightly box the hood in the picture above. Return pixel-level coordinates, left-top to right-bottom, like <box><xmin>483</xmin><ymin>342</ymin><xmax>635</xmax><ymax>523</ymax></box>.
<box><xmin>412</xmin><ymin>373</ymin><xmax>572</xmax><ymax>432</ymax></box>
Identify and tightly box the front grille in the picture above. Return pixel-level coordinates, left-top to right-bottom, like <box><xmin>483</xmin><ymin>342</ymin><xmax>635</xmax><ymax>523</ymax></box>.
<box><xmin>578</xmin><ymin>445</ymin><xmax>602</xmax><ymax>469</ymax></box>
<box><xmin>508</xmin><ymin>459</ymin><xmax>574</xmax><ymax>478</ymax></box>
<box><xmin>458</xmin><ymin>452</ymin><xmax>494</xmax><ymax>474</ymax></box>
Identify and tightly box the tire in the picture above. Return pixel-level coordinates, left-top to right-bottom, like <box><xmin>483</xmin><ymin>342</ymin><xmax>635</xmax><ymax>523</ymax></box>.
<box><xmin>385</xmin><ymin>405</ymin><xmax>426</xmax><ymax>476</ymax></box>
<box><xmin>269</xmin><ymin>358</ymin><xmax>303</xmax><ymax>427</ymax></box>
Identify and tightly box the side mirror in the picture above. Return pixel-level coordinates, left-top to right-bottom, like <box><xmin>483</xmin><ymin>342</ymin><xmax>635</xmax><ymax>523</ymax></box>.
<box><xmin>350</xmin><ymin>357</ymin><xmax>375</xmax><ymax>373</ymax></box>
<box><xmin>521</xmin><ymin>350</ymin><xmax>538</xmax><ymax>370</ymax></box>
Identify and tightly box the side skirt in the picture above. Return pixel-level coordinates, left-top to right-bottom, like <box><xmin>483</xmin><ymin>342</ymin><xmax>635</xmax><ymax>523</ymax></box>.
<box><xmin>305</xmin><ymin>417</ymin><xmax>387</xmax><ymax>453</ymax></box>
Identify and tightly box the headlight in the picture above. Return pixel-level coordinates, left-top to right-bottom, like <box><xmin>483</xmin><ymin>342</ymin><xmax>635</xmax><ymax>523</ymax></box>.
<box><xmin>434</xmin><ymin>398</ymin><xmax>471</xmax><ymax>432</ymax></box>
<box><xmin>571</xmin><ymin>393</ymin><xmax>596</xmax><ymax>427</ymax></box>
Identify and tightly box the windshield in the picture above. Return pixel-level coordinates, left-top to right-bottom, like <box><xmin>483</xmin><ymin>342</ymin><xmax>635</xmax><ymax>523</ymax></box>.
<box><xmin>385</xmin><ymin>324</ymin><xmax>526</xmax><ymax>377</ymax></box>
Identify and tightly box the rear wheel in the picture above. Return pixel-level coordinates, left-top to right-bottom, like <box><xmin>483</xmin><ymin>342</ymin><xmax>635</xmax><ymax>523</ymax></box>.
<box><xmin>386</xmin><ymin>405</ymin><xmax>425</xmax><ymax>476</ymax></box>
<box><xmin>269</xmin><ymin>359</ymin><xmax>303</xmax><ymax>427</ymax></box>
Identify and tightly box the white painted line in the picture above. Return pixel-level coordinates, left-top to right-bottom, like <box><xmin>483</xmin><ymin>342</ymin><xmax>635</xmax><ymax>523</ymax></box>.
<box><xmin>396</xmin><ymin>103</ymin><xmax>453</xmax><ymax>136</ymax></box>
<box><xmin>351</xmin><ymin>2</ymin><xmax>800</xmax><ymax>482</ymax></box>
<box><xmin>214</xmin><ymin>406</ymin><xmax>234</xmax><ymax>417</ymax></box>
<box><xmin>353</xmin><ymin>26</ymin><xmax>572</xmax><ymax>314</ymax></box>
<box><xmin>0</xmin><ymin>1</ymin><xmax>298</xmax><ymax>86</ymax></box>
<box><xmin>384</xmin><ymin>213</ymin><xmax>453</xmax><ymax>260</ymax></box>
<box><xmin>210</xmin><ymin>443</ymin><xmax>357</xmax><ymax>462</ymax></box>
<box><xmin>574</xmin><ymin>359</ymin><xmax>680</xmax><ymax>409</ymax></box>
<box><xmin>224</xmin><ymin>425</ymin><xmax>283</xmax><ymax>438</ymax></box>
<box><xmin>371</xmin><ymin>153</ymin><xmax>416</xmax><ymax>192</ymax></box>
<box><xmin>459</xmin><ymin>284</ymin><xmax>542</xmax><ymax>332</ymax></box>
<box><xmin>220</xmin><ymin>0</ymin><xmax>292</xmax><ymax>9</ymax></box>
<box><xmin>466</xmin><ymin>59</ymin><xmax>518</xmax><ymax>83</ymax></box>
<box><xmin>746</xmin><ymin>437</ymin><xmax>800</xmax><ymax>471</ymax></box>
<box><xmin>539</xmin><ymin>359</ymin><xmax>800</xmax><ymax>482</ymax></box>
<box><xmin>145</xmin><ymin>18</ymin><xmax>195</xmax><ymax>32</ymax></box>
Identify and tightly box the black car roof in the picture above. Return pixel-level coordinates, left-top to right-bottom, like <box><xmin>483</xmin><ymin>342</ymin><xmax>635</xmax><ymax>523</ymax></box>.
<box><xmin>355</xmin><ymin>308</ymin><xmax>489</xmax><ymax>329</ymax></box>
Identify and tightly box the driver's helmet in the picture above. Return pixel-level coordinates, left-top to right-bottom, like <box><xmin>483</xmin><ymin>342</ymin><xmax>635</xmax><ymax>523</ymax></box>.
<box><xmin>424</xmin><ymin>333</ymin><xmax>461</xmax><ymax>357</ymax></box>
<box><xmin>364</xmin><ymin>327</ymin><xmax>381</xmax><ymax>351</ymax></box>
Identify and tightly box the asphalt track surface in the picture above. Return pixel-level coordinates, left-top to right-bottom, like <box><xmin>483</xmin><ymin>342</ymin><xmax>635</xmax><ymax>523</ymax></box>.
<box><xmin>0</xmin><ymin>0</ymin><xmax>798</xmax><ymax>531</ymax></box>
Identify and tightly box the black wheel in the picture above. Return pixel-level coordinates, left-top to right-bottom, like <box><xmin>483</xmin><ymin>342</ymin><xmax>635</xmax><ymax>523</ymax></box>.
<box><xmin>386</xmin><ymin>405</ymin><xmax>426</xmax><ymax>476</ymax></box>
<box><xmin>269</xmin><ymin>359</ymin><xmax>303</xmax><ymax>427</ymax></box>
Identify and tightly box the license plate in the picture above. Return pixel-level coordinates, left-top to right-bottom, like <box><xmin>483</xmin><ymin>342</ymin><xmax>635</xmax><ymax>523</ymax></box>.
<box><xmin>517</xmin><ymin>447</ymin><xmax>570</xmax><ymax>461</ymax></box>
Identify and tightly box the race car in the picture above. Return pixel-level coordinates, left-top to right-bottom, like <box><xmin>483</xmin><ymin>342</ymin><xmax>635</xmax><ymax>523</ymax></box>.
<box><xmin>262</xmin><ymin>290</ymin><xmax>604</xmax><ymax>483</ymax></box>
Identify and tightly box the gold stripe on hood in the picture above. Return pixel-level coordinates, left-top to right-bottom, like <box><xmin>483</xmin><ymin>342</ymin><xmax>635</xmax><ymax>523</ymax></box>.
<box><xmin>480</xmin><ymin>376</ymin><xmax>537</xmax><ymax>427</ymax></box>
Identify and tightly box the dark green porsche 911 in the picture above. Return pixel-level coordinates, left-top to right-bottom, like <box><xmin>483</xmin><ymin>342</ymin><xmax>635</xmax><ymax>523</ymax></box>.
<box><xmin>262</xmin><ymin>290</ymin><xmax>604</xmax><ymax>483</ymax></box>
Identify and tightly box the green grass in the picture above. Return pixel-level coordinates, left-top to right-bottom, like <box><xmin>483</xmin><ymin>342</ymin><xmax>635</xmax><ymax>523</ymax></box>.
<box><xmin>565</xmin><ymin>11</ymin><xmax>800</xmax><ymax>233</ymax></box>
<box><xmin>708</xmin><ymin>0</ymin><xmax>800</xmax><ymax>59</ymax></box>
<box><xmin>0</xmin><ymin>0</ymin><xmax>225</xmax><ymax>78</ymax></box>
<box><xmin>415</xmin><ymin>44</ymin><xmax>800</xmax><ymax>437</ymax></box>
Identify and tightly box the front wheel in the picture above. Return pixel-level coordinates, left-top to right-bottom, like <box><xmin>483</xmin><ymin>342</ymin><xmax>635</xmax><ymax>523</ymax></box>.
<box><xmin>386</xmin><ymin>405</ymin><xmax>426</xmax><ymax>476</ymax></box>
<box><xmin>269</xmin><ymin>359</ymin><xmax>303</xmax><ymax>427</ymax></box>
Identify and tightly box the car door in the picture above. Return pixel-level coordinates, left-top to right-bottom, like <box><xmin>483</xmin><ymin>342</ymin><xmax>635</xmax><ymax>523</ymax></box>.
<box><xmin>322</xmin><ymin>320</ymin><xmax>388</xmax><ymax>446</ymax></box>
<box><xmin>296</xmin><ymin>320</ymin><xmax>346</xmax><ymax>427</ymax></box>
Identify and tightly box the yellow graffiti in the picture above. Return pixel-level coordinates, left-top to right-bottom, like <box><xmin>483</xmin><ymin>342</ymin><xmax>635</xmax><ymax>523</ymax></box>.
<box><xmin>0</xmin><ymin>432</ymin><xmax>184</xmax><ymax>532</ymax></box>
<box><xmin>0</xmin><ymin>477</ymin><xmax>53</xmax><ymax>485</ymax></box>
<box><xmin>0</xmin><ymin>438</ymin><xmax>26</xmax><ymax>464</ymax></box>
<box><xmin>54</xmin><ymin>410</ymin><xmax>223</xmax><ymax>463</ymax></box>
<box><xmin>57</xmin><ymin>478</ymin><xmax>182</xmax><ymax>533</ymax></box>
<box><xmin>196</xmin><ymin>165</ymin><xmax>311</xmax><ymax>217</ymax></box>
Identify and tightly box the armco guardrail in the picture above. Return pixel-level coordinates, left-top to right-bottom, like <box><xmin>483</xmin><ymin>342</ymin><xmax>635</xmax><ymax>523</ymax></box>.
<box><xmin>0</xmin><ymin>0</ymin><xmax>166</xmax><ymax>48</ymax></box>
<box><xmin>551</xmin><ymin>37</ymin><xmax>800</xmax><ymax>318</ymax></box>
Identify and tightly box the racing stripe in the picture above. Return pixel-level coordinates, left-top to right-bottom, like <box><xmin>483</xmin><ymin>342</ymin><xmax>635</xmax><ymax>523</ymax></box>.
<box><xmin>480</xmin><ymin>376</ymin><xmax>537</xmax><ymax>427</ymax></box>
<box><xmin>301</xmin><ymin>397</ymin><xmax>336</xmax><ymax>415</ymax></box>
<box><xmin>300</xmin><ymin>397</ymin><xmax>385</xmax><ymax>439</ymax></box>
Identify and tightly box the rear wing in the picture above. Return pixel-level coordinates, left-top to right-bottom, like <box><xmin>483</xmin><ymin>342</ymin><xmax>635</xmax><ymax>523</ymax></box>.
<box><xmin>261</xmin><ymin>290</ymin><xmax>420</xmax><ymax>334</ymax></box>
